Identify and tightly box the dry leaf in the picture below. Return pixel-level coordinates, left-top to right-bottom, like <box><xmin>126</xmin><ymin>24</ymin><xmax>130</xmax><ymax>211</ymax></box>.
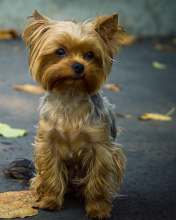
<box><xmin>104</xmin><ymin>84</ymin><xmax>122</xmax><ymax>92</ymax></box>
<box><xmin>138</xmin><ymin>113</ymin><xmax>172</xmax><ymax>121</ymax></box>
<box><xmin>0</xmin><ymin>191</ymin><xmax>38</xmax><ymax>218</ymax></box>
<box><xmin>13</xmin><ymin>84</ymin><xmax>44</xmax><ymax>94</ymax></box>
<box><xmin>166</xmin><ymin>107</ymin><xmax>175</xmax><ymax>116</ymax></box>
<box><xmin>172</xmin><ymin>38</ymin><xmax>176</xmax><ymax>45</ymax></box>
<box><xmin>155</xmin><ymin>44</ymin><xmax>176</xmax><ymax>52</ymax></box>
<box><xmin>0</xmin><ymin>28</ymin><xmax>19</xmax><ymax>40</ymax></box>
<box><xmin>13</xmin><ymin>46</ymin><xmax>20</xmax><ymax>51</ymax></box>
<box><xmin>115</xmin><ymin>113</ymin><xmax>132</xmax><ymax>118</ymax></box>
<box><xmin>152</xmin><ymin>61</ymin><xmax>168</xmax><ymax>70</ymax></box>
<box><xmin>121</xmin><ymin>34</ymin><xmax>137</xmax><ymax>46</ymax></box>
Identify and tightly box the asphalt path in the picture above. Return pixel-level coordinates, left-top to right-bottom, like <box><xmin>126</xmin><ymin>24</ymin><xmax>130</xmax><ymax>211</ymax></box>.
<box><xmin>0</xmin><ymin>38</ymin><xmax>176</xmax><ymax>220</ymax></box>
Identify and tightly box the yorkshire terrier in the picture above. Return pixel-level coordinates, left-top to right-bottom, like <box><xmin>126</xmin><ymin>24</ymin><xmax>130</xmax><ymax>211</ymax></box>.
<box><xmin>4</xmin><ymin>9</ymin><xmax>126</xmax><ymax>219</ymax></box>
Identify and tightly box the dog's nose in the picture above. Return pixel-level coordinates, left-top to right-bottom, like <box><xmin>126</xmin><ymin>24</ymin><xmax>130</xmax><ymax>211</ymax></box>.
<box><xmin>72</xmin><ymin>63</ymin><xmax>84</xmax><ymax>75</ymax></box>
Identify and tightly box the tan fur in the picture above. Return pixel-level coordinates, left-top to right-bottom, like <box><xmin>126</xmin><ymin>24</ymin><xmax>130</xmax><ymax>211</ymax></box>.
<box><xmin>24</xmin><ymin>9</ymin><xmax>126</xmax><ymax>219</ymax></box>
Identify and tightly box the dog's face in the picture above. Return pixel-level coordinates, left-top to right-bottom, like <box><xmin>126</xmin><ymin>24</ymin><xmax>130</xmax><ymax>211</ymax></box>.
<box><xmin>23</xmin><ymin>10</ymin><xmax>123</xmax><ymax>95</ymax></box>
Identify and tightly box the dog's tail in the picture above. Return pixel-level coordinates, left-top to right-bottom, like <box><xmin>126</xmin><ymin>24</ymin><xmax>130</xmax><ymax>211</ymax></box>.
<box><xmin>3</xmin><ymin>159</ymin><xmax>36</xmax><ymax>184</ymax></box>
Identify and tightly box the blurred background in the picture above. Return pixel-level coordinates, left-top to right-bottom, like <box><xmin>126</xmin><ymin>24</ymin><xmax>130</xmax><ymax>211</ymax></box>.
<box><xmin>0</xmin><ymin>1</ymin><xmax>176</xmax><ymax>219</ymax></box>
<box><xmin>0</xmin><ymin>0</ymin><xmax>176</xmax><ymax>37</ymax></box>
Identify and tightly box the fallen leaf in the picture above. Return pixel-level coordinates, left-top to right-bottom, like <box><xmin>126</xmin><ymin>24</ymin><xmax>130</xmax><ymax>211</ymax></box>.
<box><xmin>104</xmin><ymin>84</ymin><xmax>122</xmax><ymax>92</ymax></box>
<box><xmin>13</xmin><ymin>84</ymin><xmax>44</xmax><ymax>94</ymax></box>
<box><xmin>13</xmin><ymin>46</ymin><xmax>20</xmax><ymax>51</ymax></box>
<box><xmin>152</xmin><ymin>61</ymin><xmax>168</xmax><ymax>70</ymax></box>
<box><xmin>0</xmin><ymin>123</ymin><xmax>27</xmax><ymax>138</ymax></box>
<box><xmin>138</xmin><ymin>113</ymin><xmax>172</xmax><ymax>121</ymax></box>
<box><xmin>172</xmin><ymin>38</ymin><xmax>176</xmax><ymax>45</ymax></box>
<box><xmin>121</xmin><ymin>34</ymin><xmax>137</xmax><ymax>46</ymax></box>
<box><xmin>115</xmin><ymin>113</ymin><xmax>132</xmax><ymax>118</ymax></box>
<box><xmin>0</xmin><ymin>27</ymin><xmax>19</xmax><ymax>40</ymax></box>
<box><xmin>165</xmin><ymin>107</ymin><xmax>175</xmax><ymax>116</ymax></box>
<box><xmin>155</xmin><ymin>44</ymin><xmax>176</xmax><ymax>52</ymax></box>
<box><xmin>0</xmin><ymin>191</ymin><xmax>38</xmax><ymax>218</ymax></box>
<box><xmin>114</xmin><ymin>193</ymin><xmax>128</xmax><ymax>199</ymax></box>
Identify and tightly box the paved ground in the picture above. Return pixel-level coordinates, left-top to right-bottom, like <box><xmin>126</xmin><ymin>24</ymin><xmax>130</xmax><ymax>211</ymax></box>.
<box><xmin>0</xmin><ymin>38</ymin><xmax>176</xmax><ymax>220</ymax></box>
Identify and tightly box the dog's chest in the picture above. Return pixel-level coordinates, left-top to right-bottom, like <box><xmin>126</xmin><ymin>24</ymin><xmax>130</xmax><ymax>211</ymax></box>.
<box><xmin>40</xmin><ymin>92</ymin><xmax>103</xmax><ymax>161</ymax></box>
<box><xmin>48</xmin><ymin>103</ymin><xmax>94</xmax><ymax>161</ymax></box>
<box><xmin>51</xmin><ymin>119</ymin><xmax>92</xmax><ymax>162</ymax></box>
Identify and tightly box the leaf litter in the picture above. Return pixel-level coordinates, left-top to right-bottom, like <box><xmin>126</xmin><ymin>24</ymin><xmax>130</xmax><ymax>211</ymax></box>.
<box><xmin>13</xmin><ymin>84</ymin><xmax>44</xmax><ymax>94</ymax></box>
<box><xmin>0</xmin><ymin>27</ymin><xmax>19</xmax><ymax>40</ymax></box>
<box><xmin>138</xmin><ymin>107</ymin><xmax>175</xmax><ymax>121</ymax></box>
<box><xmin>104</xmin><ymin>84</ymin><xmax>122</xmax><ymax>92</ymax></box>
<box><xmin>115</xmin><ymin>113</ymin><xmax>132</xmax><ymax>118</ymax></box>
<box><xmin>152</xmin><ymin>61</ymin><xmax>168</xmax><ymax>69</ymax></box>
<box><xmin>0</xmin><ymin>123</ymin><xmax>27</xmax><ymax>138</ymax></box>
<box><xmin>155</xmin><ymin>44</ymin><xmax>176</xmax><ymax>52</ymax></box>
<box><xmin>0</xmin><ymin>191</ymin><xmax>38</xmax><ymax>218</ymax></box>
<box><xmin>121</xmin><ymin>34</ymin><xmax>138</xmax><ymax>46</ymax></box>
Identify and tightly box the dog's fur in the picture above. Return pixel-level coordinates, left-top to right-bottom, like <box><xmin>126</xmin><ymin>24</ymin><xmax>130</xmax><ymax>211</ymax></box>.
<box><xmin>5</xmin><ymin>10</ymin><xmax>126</xmax><ymax>219</ymax></box>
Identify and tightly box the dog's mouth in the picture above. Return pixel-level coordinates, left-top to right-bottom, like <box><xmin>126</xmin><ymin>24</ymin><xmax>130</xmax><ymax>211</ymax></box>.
<box><xmin>72</xmin><ymin>74</ymin><xmax>85</xmax><ymax>81</ymax></box>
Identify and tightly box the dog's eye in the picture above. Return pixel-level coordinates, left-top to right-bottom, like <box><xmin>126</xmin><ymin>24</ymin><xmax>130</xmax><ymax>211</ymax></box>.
<box><xmin>85</xmin><ymin>51</ymin><xmax>94</xmax><ymax>59</ymax></box>
<box><xmin>55</xmin><ymin>48</ymin><xmax>66</xmax><ymax>57</ymax></box>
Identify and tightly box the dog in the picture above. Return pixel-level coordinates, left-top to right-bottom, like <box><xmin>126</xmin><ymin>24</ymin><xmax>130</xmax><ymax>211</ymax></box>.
<box><xmin>4</xmin><ymin>9</ymin><xmax>126</xmax><ymax>219</ymax></box>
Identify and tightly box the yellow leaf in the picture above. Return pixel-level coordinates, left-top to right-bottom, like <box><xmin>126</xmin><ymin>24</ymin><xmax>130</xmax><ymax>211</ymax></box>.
<box><xmin>13</xmin><ymin>46</ymin><xmax>20</xmax><ymax>51</ymax></box>
<box><xmin>0</xmin><ymin>28</ymin><xmax>19</xmax><ymax>40</ymax></box>
<box><xmin>13</xmin><ymin>84</ymin><xmax>44</xmax><ymax>94</ymax></box>
<box><xmin>121</xmin><ymin>34</ymin><xmax>137</xmax><ymax>46</ymax></box>
<box><xmin>166</xmin><ymin>107</ymin><xmax>175</xmax><ymax>116</ymax></box>
<box><xmin>152</xmin><ymin>61</ymin><xmax>168</xmax><ymax>70</ymax></box>
<box><xmin>172</xmin><ymin>38</ymin><xmax>176</xmax><ymax>45</ymax></box>
<box><xmin>115</xmin><ymin>113</ymin><xmax>132</xmax><ymax>118</ymax></box>
<box><xmin>104</xmin><ymin>84</ymin><xmax>122</xmax><ymax>92</ymax></box>
<box><xmin>155</xmin><ymin>44</ymin><xmax>176</xmax><ymax>52</ymax></box>
<box><xmin>138</xmin><ymin>113</ymin><xmax>172</xmax><ymax>121</ymax></box>
<box><xmin>0</xmin><ymin>191</ymin><xmax>38</xmax><ymax>218</ymax></box>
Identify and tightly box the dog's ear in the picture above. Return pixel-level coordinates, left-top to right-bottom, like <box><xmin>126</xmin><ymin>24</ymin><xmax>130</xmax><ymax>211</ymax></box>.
<box><xmin>29</xmin><ymin>9</ymin><xmax>50</xmax><ymax>22</ymax></box>
<box><xmin>93</xmin><ymin>14</ymin><xmax>124</xmax><ymax>54</ymax></box>
<box><xmin>23</xmin><ymin>9</ymin><xmax>53</xmax><ymax>49</ymax></box>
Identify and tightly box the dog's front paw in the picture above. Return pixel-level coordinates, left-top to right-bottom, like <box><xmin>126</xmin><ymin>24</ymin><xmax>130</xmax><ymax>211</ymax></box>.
<box><xmin>32</xmin><ymin>197</ymin><xmax>63</xmax><ymax>211</ymax></box>
<box><xmin>86</xmin><ymin>201</ymin><xmax>111</xmax><ymax>219</ymax></box>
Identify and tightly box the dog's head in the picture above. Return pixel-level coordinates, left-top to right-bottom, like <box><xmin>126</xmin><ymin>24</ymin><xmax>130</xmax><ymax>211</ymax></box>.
<box><xmin>23</xmin><ymin>9</ymin><xmax>124</xmax><ymax>95</ymax></box>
